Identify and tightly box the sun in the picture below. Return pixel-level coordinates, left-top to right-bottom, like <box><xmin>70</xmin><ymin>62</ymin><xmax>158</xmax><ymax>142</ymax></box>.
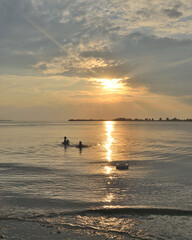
<box><xmin>96</xmin><ymin>78</ymin><xmax>125</xmax><ymax>92</ymax></box>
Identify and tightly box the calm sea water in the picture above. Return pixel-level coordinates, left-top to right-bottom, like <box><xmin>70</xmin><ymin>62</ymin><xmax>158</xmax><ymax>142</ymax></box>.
<box><xmin>0</xmin><ymin>121</ymin><xmax>192</xmax><ymax>239</ymax></box>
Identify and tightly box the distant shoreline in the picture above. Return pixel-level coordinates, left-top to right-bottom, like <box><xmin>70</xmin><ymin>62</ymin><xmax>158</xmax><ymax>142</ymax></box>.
<box><xmin>69</xmin><ymin>118</ymin><xmax>192</xmax><ymax>122</ymax></box>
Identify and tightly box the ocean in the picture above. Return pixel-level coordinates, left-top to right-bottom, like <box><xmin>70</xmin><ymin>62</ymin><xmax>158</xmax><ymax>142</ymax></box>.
<box><xmin>0</xmin><ymin>121</ymin><xmax>192</xmax><ymax>239</ymax></box>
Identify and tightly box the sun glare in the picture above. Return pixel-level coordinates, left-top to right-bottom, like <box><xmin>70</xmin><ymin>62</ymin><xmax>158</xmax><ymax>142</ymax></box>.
<box><xmin>97</xmin><ymin>78</ymin><xmax>125</xmax><ymax>92</ymax></box>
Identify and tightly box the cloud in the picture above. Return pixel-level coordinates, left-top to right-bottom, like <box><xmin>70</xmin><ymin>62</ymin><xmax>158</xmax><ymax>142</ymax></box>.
<box><xmin>1</xmin><ymin>0</ymin><xmax>192</xmax><ymax>120</ymax></box>
<box><xmin>180</xmin><ymin>95</ymin><xmax>192</xmax><ymax>105</ymax></box>
<box><xmin>33</xmin><ymin>31</ymin><xmax>192</xmax><ymax>98</ymax></box>
<box><xmin>163</xmin><ymin>4</ymin><xmax>183</xmax><ymax>18</ymax></box>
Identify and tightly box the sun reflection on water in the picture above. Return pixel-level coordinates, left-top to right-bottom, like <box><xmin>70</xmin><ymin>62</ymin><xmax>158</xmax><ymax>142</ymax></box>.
<box><xmin>104</xmin><ymin>121</ymin><xmax>114</xmax><ymax>162</ymax></box>
<box><xmin>105</xmin><ymin>166</ymin><xmax>112</xmax><ymax>175</ymax></box>
<box><xmin>104</xmin><ymin>193</ymin><xmax>114</xmax><ymax>203</ymax></box>
<box><xmin>103</xmin><ymin>122</ymin><xmax>116</xmax><ymax>204</ymax></box>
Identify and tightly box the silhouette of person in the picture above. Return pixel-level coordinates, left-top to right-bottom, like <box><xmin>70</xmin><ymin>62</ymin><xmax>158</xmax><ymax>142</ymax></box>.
<box><xmin>78</xmin><ymin>141</ymin><xmax>83</xmax><ymax>148</ymax></box>
<box><xmin>77</xmin><ymin>141</ymin><xmax>83</xmax><ymax>153</ymax></box>
<box><xmin>63</xmin><ymin>136</ymin><xmax>70</xmax><ymax>145</ymax></box>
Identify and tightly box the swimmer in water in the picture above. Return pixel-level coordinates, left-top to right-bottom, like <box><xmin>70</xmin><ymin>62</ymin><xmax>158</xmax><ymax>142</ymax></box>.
<box><xmin>77</xmin><ymin>141</ymin><xmax>83</xmax><ymax>148</ymax></box>
<box><xmin>62</xmin><ymin>136</ymin><xmax>70</xmax><ymax>145</ymax></box>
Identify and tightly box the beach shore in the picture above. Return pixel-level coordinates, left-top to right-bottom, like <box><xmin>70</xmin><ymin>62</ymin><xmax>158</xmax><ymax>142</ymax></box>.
<box><xmin>0</xmin><ymin>219</ymin><xmax>122</xmax><ymax>240</ymax></box>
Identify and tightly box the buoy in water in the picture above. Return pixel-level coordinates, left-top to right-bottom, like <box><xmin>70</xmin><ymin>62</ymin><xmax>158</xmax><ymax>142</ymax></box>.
<box><xmin>116</xmin><ymin>163</ymin><xmax>129</xmax><ymax>170</ymax></box>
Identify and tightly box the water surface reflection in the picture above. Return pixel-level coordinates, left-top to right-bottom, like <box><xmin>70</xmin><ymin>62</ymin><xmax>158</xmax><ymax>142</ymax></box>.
<box><xmin>105</xmin><ymin>166</ymin><xmax>112</xmax><ymax>175</ymax></box>
<box><xmin>104</xmin><ymin>121</ymin><xmax>114</xmax><ymax>162</ymax></box>
<box><xmin>103</xmin><ymin>122</ymin><xmax>116</xmax><ymax>204</ymax></box>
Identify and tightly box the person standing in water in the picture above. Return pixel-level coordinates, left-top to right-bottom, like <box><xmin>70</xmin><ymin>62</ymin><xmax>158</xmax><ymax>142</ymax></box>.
<box><xmin>78</xmin><ymin>141</ymin><xmax>83</xmax><ymax>148</ymax></box>
<box><xmin>63</xmin><ymin>136</ymin><xmax>70</xmax><ymax>145</ymax></box>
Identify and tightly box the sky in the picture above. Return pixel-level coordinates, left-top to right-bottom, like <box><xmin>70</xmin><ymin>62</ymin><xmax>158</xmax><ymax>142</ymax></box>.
<box><xmin>0</xmin><ymin>0</ymin><xmax>192</xmax><ymax>121</ymax></box>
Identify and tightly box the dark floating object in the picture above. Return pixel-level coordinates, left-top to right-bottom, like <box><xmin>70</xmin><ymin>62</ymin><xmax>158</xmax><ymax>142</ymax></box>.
<box><xmin>116</xmin><ymin>163</ymin><xmax>129</xmax><ymax>170</ymax></box>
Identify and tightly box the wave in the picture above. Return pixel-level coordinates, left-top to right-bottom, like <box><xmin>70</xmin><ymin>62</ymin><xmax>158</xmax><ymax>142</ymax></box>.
<box><xmin>0</xmin><ymin>215</ymin><xmax>146</xmax><ymax>240</ymax></box>
<box><xmin>23</xmin><ymin>206</ymin><xmax>192</xmax><ymax>219</ymax></box>
<box><xmin>1</xmin><ymin>207</ymin><xmax>191</xmax><ymax>240</ymax></box>
<box><xmin>79</xmin><ymin>207</ymin><xmax>192</xmax><ymax>216</ymax></box>
<box><xmin>0</xmin><ymin>162</ymin><xmax>53</xmax><ymax>174</ymax></box>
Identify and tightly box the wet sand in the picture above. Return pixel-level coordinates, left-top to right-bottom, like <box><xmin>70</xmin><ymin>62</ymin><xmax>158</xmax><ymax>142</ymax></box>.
<box><xmin>0</xmin><ymin>219</ymin><xmax>121</xmax><ymax>240</ymax></box>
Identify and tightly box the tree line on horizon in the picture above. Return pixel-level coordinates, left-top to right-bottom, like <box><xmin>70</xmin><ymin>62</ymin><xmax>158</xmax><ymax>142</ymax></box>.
<box><xmin>69</xmin><ymin>117</ymin><xmax>192</xmax><ymax>121</ymax></box>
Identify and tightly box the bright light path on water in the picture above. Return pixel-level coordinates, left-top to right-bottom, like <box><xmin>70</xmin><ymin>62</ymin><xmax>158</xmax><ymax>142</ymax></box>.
<box><xmin>104</xmin><ymin>121</ymin><xmax>114</xmax><ymax>162</ymax></box>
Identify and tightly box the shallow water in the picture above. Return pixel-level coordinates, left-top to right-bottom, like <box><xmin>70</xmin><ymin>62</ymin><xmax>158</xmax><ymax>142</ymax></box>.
<box><xmin>0</xmin><ymin>121</ymin><xmax>192</xmax><ymax>239</ymax></box>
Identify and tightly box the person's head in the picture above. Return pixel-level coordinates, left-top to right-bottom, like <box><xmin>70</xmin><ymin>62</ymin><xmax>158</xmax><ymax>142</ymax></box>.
<box><xmin>64</xmin><ymin>136</ymin><xmax>67</xmax><ymax>139</ymax></box>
